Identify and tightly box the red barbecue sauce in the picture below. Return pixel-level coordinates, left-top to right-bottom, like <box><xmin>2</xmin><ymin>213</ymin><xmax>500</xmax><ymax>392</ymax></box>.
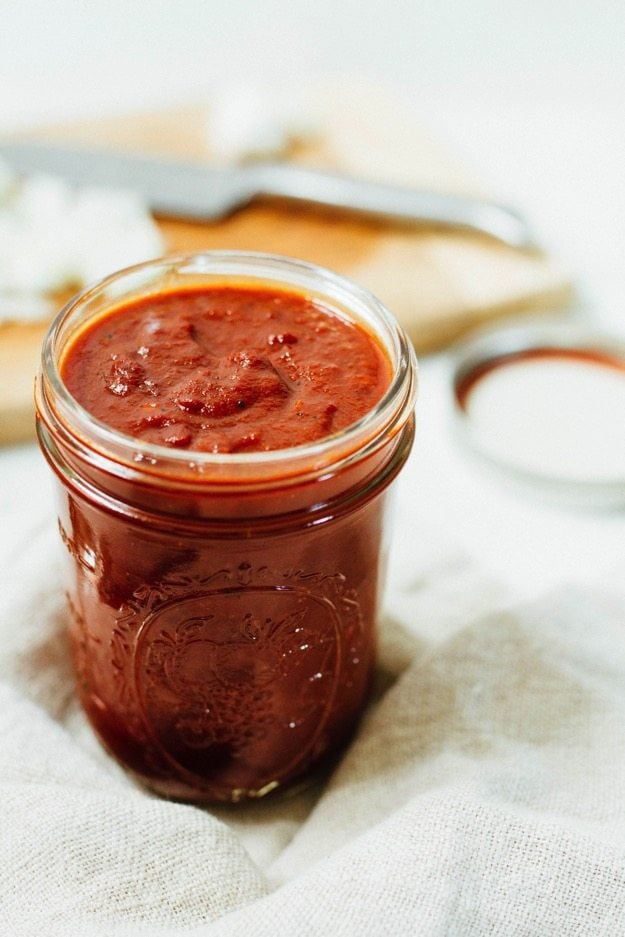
<box><xmin>61</xmin><ymin>285</ymin><xmax>391</xmax><ymax>453</ymax></box>
<box><xmin>53</xmin><ymin>284</ymin><xmax>403</xmax><ymax>803</ymax></box>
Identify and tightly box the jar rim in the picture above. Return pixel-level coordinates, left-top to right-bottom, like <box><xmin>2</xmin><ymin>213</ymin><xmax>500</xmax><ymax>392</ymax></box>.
<box><xmin>38</xmin><ymin>250</ymin><xmax>417</xmax><ymax>484</ymax></box>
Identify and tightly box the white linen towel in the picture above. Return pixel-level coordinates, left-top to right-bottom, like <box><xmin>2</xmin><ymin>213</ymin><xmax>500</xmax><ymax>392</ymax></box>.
<box><xmin>2</xmin><ymin>489</ymin><xmax>625</xmax><ymax>936</ymax></box>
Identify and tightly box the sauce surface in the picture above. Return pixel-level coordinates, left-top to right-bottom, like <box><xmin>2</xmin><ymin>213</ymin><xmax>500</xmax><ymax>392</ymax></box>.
<box><xmin>61</xmin><ymin>285</ymin><xmax>391</xmax><ymax>453</ymax></box>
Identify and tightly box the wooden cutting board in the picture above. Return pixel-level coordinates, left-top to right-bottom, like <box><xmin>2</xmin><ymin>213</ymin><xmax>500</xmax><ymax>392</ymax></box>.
<box><xmin>0</xmin><ymin>87</ymin><xmax>572</xmax><ymax>445</ymax></box>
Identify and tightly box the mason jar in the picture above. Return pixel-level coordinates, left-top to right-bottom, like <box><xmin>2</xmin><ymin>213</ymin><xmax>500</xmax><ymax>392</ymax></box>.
<box><xmin>35</xmin><ymin>251</ymin><xmax>417</xmax><ymax>803</ymax></box>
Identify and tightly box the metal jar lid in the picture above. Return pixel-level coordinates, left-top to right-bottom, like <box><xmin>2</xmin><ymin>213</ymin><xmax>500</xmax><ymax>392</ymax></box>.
<box><xmin>450</xmin><ymin>321</ymin><xmax>625</xmax><ymax>508</ymax></box>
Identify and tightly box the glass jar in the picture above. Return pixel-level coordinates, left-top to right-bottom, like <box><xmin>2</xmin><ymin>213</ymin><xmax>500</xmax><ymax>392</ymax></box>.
<box><xmin>35</xmin><ymin>251</ymin><xmax>417</xmax><ymax>804</ymax></box>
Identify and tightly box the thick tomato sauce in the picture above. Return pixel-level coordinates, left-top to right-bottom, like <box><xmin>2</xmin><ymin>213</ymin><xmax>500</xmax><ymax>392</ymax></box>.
<box><xmin>47</xmin><ymin>279</ymin><xmax>409</xmax><ymax>803</ymax></box>
<box><xmin>61</xmin><ymin>285</ymin><xmax>391</xmax><ymax>453</ymax></box>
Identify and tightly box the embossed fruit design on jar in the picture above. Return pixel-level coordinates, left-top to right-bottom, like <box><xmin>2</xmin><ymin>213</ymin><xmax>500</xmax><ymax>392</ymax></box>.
<box><xmin>36</xmin><ymin>252</ymin><xmax>417</xmax><ymax>803</ymax></box>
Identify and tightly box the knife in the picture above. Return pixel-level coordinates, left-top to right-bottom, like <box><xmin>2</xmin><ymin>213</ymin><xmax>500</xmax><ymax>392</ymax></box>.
<box><xmin>0</xmin><ymin>141</ymin><xmax>534</xmax><ymax>249</ymax></box>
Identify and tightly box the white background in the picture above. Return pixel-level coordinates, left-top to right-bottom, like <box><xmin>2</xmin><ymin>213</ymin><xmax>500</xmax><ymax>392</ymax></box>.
<box><xmin>2</xmin><ymin>0</ymin><xmax>623</xmax><ymax>114</ymax></box>
<box><xmin>1</xmin><ymin>0</ymin><xmax>624</xmax><ymax>600</ymax></box>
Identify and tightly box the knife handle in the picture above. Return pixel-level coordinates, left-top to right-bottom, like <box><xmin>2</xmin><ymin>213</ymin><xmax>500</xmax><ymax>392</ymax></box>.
<box><xmin>249</xmin><ymin>163</ymin><xmax>534</xmax><ymax>249</ymax></box>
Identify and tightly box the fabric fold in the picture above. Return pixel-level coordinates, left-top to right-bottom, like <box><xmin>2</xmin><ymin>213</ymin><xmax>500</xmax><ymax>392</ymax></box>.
<box><xmin>3</xmin><ymin>509</ymin><xmax>625</xmax><ymax>935</ymax></box>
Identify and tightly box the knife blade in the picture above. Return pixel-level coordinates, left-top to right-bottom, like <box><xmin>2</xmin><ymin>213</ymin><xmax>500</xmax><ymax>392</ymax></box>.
<box><xmin>0</xmin><ymin>141</ymin><xmax>534</xmax><ymax>249</ymax></box>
